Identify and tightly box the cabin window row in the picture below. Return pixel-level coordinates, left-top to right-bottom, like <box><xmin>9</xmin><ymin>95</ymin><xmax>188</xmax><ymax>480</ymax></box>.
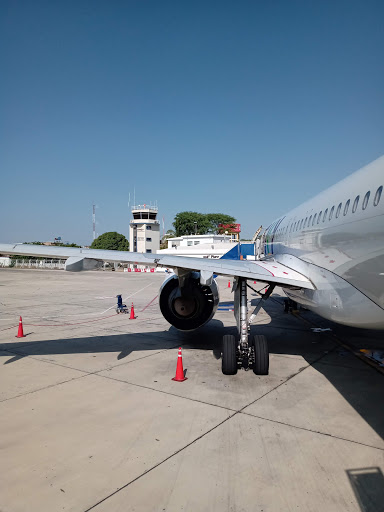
<box><xmin>281</xmin><ymin>185</ymin><xmax>383</xmax><ymax>235</ymax></box>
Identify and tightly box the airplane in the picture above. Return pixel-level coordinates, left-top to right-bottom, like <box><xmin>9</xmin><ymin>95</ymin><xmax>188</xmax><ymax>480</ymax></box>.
<box><xmin>1</xmin><ymin>155</ymin><xmax>383</xmax><ymax>376</ymax></box>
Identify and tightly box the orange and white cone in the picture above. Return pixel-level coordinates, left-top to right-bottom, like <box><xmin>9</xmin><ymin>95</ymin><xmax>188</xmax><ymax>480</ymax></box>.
<box><xmin>228</xmin><ymin>280</ymin><xmax>231</xmax><ymax>288</ymax></box>
<box><xmin>172</xmin><ymin>347</ymin><xmax>187</xmax><ymax>382</ymax></box>
<box><xmin>16</xmin><ymin>316</ymin><xmax>26</xmax><ymax>338</ymax></box>
<box><xmin>129</xmin><ymin>302</ymin><xmax>136</xmax><ymax>320</ymax></box>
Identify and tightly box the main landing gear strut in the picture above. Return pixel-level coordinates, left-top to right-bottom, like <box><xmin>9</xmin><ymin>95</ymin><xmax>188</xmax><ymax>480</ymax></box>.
<box><xmin>222</xmin><ymin>278</ymin><xmax>275</xmax><ymax>376</ymax></box>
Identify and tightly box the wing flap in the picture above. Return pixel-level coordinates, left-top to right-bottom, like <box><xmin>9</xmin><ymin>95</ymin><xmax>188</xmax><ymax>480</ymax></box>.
<box><xmin>0</xmin><ymin>243</ymin><xmax>315</xmax><ymax>290</ymax></box>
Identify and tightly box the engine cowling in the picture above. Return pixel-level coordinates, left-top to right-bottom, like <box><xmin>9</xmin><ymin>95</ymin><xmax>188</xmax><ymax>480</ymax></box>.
<box><xmin>159</xmin><ymin>272</ymin><xmax>219</xmax><ymax>331</ymax></box>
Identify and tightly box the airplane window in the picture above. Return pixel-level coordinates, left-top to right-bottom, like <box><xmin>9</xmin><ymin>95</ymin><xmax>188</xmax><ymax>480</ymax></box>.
<box><xmin>313</xmin><ymin>213</ymin><xmax>317</xmax><ymax>225</ymax></box>
<box><xmin>317</xmin><ymin>211</ymin><xmax>322</xmax><ymax>224</ymax></box>
<box><xmin>336</xmin><ymin>203</ymin><xmax>342</xmax><ymax>218</ymax></box>
<box><xmin>343</xmin><ymin>199</ymin><xmax>350</xmax><ymax>215</ymax></box>
<box><xmin>308</xmin><ymin>215</ymin><xmax>312</xmax><ymax>226</ymax></box>
<box><xmin>352</xmin><ymin>195</ymin><xmax>360</xmax><ymax>213</ymax></box>
<box><xmin>362</xmin><ymin>191</ymin><xmax>370</xmax><ymax>210</ymax></box>
<box><xmin>323</xmin><ymin>209</ymin><xmax>328</xmax><ymax>222</ymax></box>
<box><xmin>329</xmin><ymin>206</ymin><xmax>335</xmax><ymax>220</ymax></box>
<box><xmin>374</xmin><ymin>186</ymin><xmax>383</xmax><ymax>206</ymax></box>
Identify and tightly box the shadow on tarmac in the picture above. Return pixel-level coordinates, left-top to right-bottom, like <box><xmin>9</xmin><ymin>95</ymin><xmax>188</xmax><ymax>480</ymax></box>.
<box><xmin>1</xmin><ymin>299</ymin><xmax>383</xmax><ymax>447</ymax></box>
<box><xmin>346</xmin><ymin>467</ymin><xmax>384</xmax><ymax>512</ymax></box>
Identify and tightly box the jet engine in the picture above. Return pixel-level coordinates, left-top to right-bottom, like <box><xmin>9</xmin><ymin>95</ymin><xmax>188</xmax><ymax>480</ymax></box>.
<box><xmin>159</xmin><ymin>272</ymin><xmax>219</xmax><ymax>331</ymax></box>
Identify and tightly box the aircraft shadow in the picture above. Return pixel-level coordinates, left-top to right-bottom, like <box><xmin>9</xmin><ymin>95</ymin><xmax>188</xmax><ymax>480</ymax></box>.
<box><xmin>1</xmin><ymin>300</ymin><xmax>383</xmax><ymax>444</ymax></box>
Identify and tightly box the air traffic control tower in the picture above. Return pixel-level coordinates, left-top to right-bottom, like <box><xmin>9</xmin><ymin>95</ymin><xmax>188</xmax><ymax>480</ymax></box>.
<box><xmin>129</xmin><ymin>204</ymin><xmax>160</xmax><ymax>254</ymax></box>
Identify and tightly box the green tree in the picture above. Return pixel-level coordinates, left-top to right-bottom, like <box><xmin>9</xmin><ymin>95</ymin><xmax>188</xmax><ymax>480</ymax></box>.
<box><xmin>205</xmin><ymin>213</ymin><xmax>236</xmax><ymax>234</ymax></box>
<box><xmin>173</xmin><ymin>212</ymin><xmax>237</xmax><ymax>237</ymax></box>
<box><xmin>173</xmin><ymin>212</ymin><xmax>211</xmax><ymax>237</ymax></box>
<box><xmin>90</xmin><ymin>232</ymin><xmax>129</xmax><ymax>251</ymax></box>
<box><xmin>160</xmin><ymin>229</ymin><xmax>176</xmax><ymax>249</ymax></box>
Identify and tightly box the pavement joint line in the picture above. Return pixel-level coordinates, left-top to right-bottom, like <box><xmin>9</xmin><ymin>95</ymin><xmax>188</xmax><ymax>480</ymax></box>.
<box><xmin>94</xmin><ymin>372</ymin><xmax>238</xmax><ymax>413</ymax></box>
<box><xmin>0</xmin><ymin>326</ymin><xmax>179</xmax><ymax>357</ymax></box>
<box><xmin>90</xmin><ymin>345</ymin><xmax>182</xmax><ymax>373</ymax></box>
<box><xmin>0</xmin><ymin>372</ymin><xmax>89</xmax><ymax>403</ymax></box>
<box><xmin>240</xmin><ymin>411</ymin><xmax>384</xmax><ymax>451</ymax></box>
<box><xmin>81</xmin><ymin>347</ymin><xmax>341</xmax><ymax>511</ymax></box>
<box><xmin>233</xmin><ymin>346</ymin><xmax>340</xmax><ymax>415</ymax></box>
<box><xmin>83</xmin><ymin>411</ymin><xmax>238</xmax><ymax>512</ymax></box>
<box><xmin>0</xmin><ymin>343</ymin><xmax>184</xmax><ymax>403</ymax></box>
<box><xmin>91</xmin><ymin>343</ymin><xmax>340</xmax><ymax>424</ymax></box>
<box><xmin>0</xmin><ymin>344</ymin><xmax>182</xmax><ymax>380</ymax></box>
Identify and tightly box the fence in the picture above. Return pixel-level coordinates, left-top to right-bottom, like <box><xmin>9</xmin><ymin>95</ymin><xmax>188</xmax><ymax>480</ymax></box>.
<box><xmin>12</xmin><ymin>259</ymin><xmax>66</xmax><ymax>270</ymax></box>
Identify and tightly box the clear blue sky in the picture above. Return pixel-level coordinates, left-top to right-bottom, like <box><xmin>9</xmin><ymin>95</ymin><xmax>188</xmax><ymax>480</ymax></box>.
<box><xmin>1</xmin><ymin>0</ymin><xmax>383</xmax><ymax>244</ymax></box>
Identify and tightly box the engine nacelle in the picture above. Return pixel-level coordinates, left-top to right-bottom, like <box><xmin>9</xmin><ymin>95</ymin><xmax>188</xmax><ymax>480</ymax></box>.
<box><xmin>159</xmin><ymin>272</ymin><xmax>219</xmax><ymax>331</ymax></box>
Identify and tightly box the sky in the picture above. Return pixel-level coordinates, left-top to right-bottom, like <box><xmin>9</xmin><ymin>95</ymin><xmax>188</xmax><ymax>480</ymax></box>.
<box><xmin>1</xmin><ymin>0</ymin><xmax>383</xmax><ymax>245</ymax></box>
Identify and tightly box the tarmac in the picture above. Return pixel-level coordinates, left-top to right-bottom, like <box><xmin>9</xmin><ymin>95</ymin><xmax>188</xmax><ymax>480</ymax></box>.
<box><xmin>0</xmin><ymin>268</ymin><xmax>383</xmax><ymax>512</ymax></box>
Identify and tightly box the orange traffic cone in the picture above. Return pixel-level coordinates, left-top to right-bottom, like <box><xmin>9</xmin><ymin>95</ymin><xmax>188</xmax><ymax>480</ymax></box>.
<box><xmin>16</xmin><ymin>316</ymin><xmax>26</xmax><ymax>338</ymax></box>
<box><xmin>172</xmin><ymin>348</ymin><xmax>187</xmax><ymax>382</ymax></box>
<box><xmin>228</xmin><ymin>280</ymin><xmax>231</xmax><ymax>288</ymax></box>
<box><xmin>129</xmin><ymin>302</ymin><xmax>136</xmax><ymax>320</ymax></box>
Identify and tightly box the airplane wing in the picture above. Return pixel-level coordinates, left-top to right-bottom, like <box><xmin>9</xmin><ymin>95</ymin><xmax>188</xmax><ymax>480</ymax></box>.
<box><xmin>0</xmin><ymin>243</ymin><xmax>314</xmax><ymax>290</ymax></box>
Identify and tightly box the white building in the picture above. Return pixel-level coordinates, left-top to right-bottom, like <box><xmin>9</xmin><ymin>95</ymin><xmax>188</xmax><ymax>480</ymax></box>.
<box><xmin>158</xmin><ymin>234</ymin><xmax>237</xmax><ymax>259</ymax></box>
<box><xmin>129</xmin><ymin>204</ymin><xmax>160</xmax><ymax>255</ymax></box>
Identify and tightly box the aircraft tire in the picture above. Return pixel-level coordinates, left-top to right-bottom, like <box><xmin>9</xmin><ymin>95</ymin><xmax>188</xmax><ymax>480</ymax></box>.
<box><xmin>222</xmin><ymin>335</ymin><xmax>237</xmax><ymax>375</ymax></box>
<box><xmin>253</xmin><ymin>335</ymin><xmax>269</xmax><ymax>375</ymax></box>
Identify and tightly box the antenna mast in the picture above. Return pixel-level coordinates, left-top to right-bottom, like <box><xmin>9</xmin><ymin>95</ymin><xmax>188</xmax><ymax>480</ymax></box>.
<box><xmin>92</xmin><ymin>204</ymin><xmax>96</xmax><ymax>240</ymax></box>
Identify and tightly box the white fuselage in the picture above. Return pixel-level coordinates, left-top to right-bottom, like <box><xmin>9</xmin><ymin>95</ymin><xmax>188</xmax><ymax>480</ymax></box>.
<box><xmin>263</xmin><ymin>156</ymin><xmax>384</xmax><ymax>329</ymax></box>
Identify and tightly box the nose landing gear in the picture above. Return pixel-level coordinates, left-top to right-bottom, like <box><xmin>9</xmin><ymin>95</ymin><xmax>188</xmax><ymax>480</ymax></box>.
<box><xmin>221</xmin><ymin>278</ymin><xmax>274</xmax><ymax>376</ymax></box>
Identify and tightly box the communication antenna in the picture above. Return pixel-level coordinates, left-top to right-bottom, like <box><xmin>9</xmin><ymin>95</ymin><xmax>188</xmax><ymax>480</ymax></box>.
<box><xmin>92</xmin><ymin>204</ymin><xmax>96</xmax><ymax>240</ymax></box>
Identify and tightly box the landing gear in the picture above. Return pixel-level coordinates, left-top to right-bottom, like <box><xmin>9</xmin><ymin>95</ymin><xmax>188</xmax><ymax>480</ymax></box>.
<box><xmin>222</xmin><ymin>335</ymin><xmax>237</xmax><ymax>375</ymax></box>
<box><xmin>252</xmin><ymin>335</ymin><xmax>269</xmax><ymax>375</ymax></box>
<box><xmin>284</xmin><ymin>298</ymin><xmax>298</xmax><ymax>313</ymax></box>
<box><xmin>221</xmin><ymin>278</ymin><xmax>274</xmax><ymax>376</ymax></box>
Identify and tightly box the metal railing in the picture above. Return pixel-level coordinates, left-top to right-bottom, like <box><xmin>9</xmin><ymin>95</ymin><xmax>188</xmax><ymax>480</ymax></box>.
<box><xmin>12</xmin><ymin>259</ymin><xmax>66</xmax><ymax>270</ymax></box>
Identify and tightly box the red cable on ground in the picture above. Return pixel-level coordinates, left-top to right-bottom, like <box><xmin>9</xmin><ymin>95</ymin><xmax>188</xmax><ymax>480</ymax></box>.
<box><xmin>140</xmin><ymin>295</ymin><xmax>158</xmax><ymax>312</ymax></box>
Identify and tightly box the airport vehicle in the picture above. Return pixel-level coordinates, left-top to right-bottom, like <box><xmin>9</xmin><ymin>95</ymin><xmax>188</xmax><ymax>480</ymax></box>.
<box><xmin>1</xmin><ymin>156</ymin><xmax>383</xmax><ymax>376</ymax></box>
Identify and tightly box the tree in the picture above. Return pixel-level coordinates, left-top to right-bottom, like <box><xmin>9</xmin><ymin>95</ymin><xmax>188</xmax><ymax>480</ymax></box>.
<box><xmin>160</xmin><ymin>229</ymin><xmax>176</xmax><ymax>249</ymax></box>
<box><xmin>173</xmin><ymin>212</ymin><xmax>211</xmax><ymax>237</ymax></box>
<box><xmin>205</xmin><ymin>213</ymin><xmax>236</xmax><ymax>234</ymax></box>
<box><xmin>173</xmin><ymin>212</ymin><xmax>236</xmax><ymax>237</ymax></box>
<box><xmin>90</xmin><ymin>232</ymin><xmax>129</xmax><ymax>251</ymax></box>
